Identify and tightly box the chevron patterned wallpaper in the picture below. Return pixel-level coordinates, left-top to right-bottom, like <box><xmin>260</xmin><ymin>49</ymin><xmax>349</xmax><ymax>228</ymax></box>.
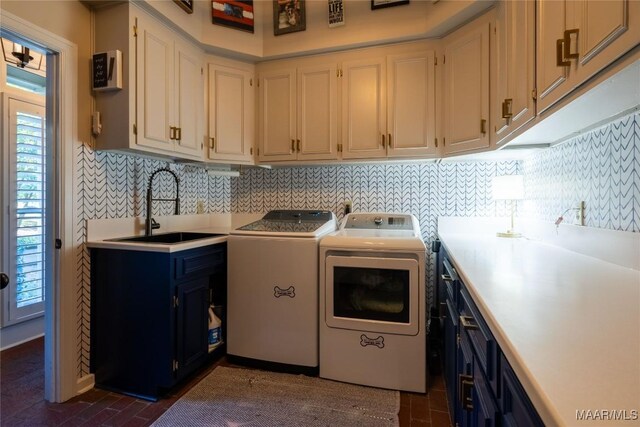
<box><xmin>523</xmin><ymin>112</ymin><xmax>640</xmax><ymax>232</ymax></box>
<box><xmin>73</xmin><ymin>111</ymin><xmax>638</xmax><ymax>378</ymax></box>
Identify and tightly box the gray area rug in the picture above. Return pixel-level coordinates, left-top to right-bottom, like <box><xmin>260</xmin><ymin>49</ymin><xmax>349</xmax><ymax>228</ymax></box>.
<box><xmin>152</xmin><ymin>366</ymin><xmax>400</xmax><ymax>426</ymax></box>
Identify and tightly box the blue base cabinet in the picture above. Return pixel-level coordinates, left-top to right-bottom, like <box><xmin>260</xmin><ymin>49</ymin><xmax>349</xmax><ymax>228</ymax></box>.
<box><xmin>438</xmin><ymin>244</ymin><xmax>543</xmax><ymax>427</ymax></box>
<box><xmin>90</xmin><ymin>243</ymin><xmax>226</xmax><ymax>400</ymax></box>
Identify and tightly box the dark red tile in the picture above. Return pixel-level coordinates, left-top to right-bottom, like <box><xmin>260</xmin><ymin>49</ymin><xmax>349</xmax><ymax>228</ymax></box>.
<box><xmin>80</xmin><ymin>407</ymin><xmax>118</xmax><ymax>426</ymax></box>
<box><xmin>410</xmin><ymin>419</ymin><xmax>431</xmax><ymax>426</ymax></box>
<box><xmin>121</xmin><ymin>416</ymin><xmax>153</xmax><ymax>427</ymax></box>
<box><xmin>75</xmin><ymin>393</ymin><xmax>120</xmax><ymax>420</ymax></box>
<box><xmin>410</xmin><ymin>393</ymin><xmax>429</xmax><ymax>421</ymax></box>
<box><xmin>103</xmin><ymin>401</ymin><xmax>149</xmax><ymax>426</ymax></box>
<box><xmin>430</xmin><ymin>409</ymin><xmax>451</xmax><ymax>427</ymax></box>
<box><xmin>107</xmin><ymin>395</ymin><xmax>137</xmax><ymax>411</ymax></box>
<box><xmin>428</xmin><ymin>389</ymin><xmax>448</xmax><ymax>412</ymax></box>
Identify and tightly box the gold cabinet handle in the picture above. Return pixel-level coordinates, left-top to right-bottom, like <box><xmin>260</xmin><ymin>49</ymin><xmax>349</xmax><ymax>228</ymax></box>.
<box><xmin>388</xmin><ymin>133</ymin><xmax>392</xmax><ymax>148</ymax></box>
<box><xmin>459</xmin><ymin>374</ymin><xmax>474</xmax><ymax>411</ymax></box>
<box><xmin>563</xmin><ymin>28</ymin><xmax>579</xmax><ymax>60</ymax></box>
<box><xmin>381</xmin><ymin>133</ymin><xmax>386</xmax><ymax>147</ymax></box>
<box><xmin>296</xmin><ymin>139</ymin><xmax>300</xmax><ymax>152</ymax></box>
<box><xmin>291</xmin><ymin>139</ymin><xmax>295</xmax><ymax>153</ymax></box>
<box><xmin>502</xmin><ymin>98</ymin><xmax>513</xmax><ymax>119</ymax></box>
<box><xmin>556</xmin><ymin>38</ymin><xmax>570</xmax><ymax>66</ymax></box>
<box><xmin>250</xmin><ymin>147</ymin><xmax>253</xmax><ymax>155</ymax></box>
<box><xmin>480</xmin><ymin>119</ymin><xmax>487</xmax><ymax>135</ymax></box>
<box><xmin>210</xmin><ymin>137</ymin><xmax>215</xmax><ymax>149</ymax></box>
<box><xmin>176</xmin><ymin>127</ymin><xmax>181</xmax><ymax>141</ymax></box>
<box><xmin>169</xmin><ymin>126</ymin><xmax>176</xmax><ymax>140</ymax></box>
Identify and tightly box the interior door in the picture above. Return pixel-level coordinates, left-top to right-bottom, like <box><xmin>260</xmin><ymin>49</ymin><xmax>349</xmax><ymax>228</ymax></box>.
<box><xmin>325</xmin><ymin>255</ymin><xmax>420</xmax><ymax>335</ymax></box>
<box><xmin>2</xmin><ymin>94</ymin><xmax>48</xmax><ymax>325</ymax></box>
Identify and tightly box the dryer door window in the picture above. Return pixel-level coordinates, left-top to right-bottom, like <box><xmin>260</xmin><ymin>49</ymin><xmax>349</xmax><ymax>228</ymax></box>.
<box><xmin>333</xmin><ymin>266</ymin><xmax>410</xmax><ymax>323</ymax></box>
<box><xmin>325</xmin><ymin>255</ymin><xmax>420</xmax><ymax>336</ymax></box>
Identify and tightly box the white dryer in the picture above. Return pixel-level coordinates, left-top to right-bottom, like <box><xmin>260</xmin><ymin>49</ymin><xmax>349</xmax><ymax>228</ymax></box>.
<box><xmin>227</xmin><ymin>210</ymin><xmax>337</xmax><ymax>374</ymax></box>
<box><xmin>320</xmin><ymin>213</ymin><xmax>426</xmax><ymax>392</ymax></box>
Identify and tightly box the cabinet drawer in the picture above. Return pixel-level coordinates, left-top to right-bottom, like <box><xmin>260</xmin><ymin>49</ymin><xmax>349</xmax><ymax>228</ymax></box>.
<box><xmin>442</xmin><ymin>258</ymin><xmax>459</xmax><ymax>306</ymax></box>
<box><xmin>173</xmin><ymin>244</ymin><xmax>226</xmax><ymax>280</ymax></box>
<box><xmin>474</xmin><ymin>363</ymin><xmax>499</xmax><ymax>427</ymax></box>
<box><xmin>459</xmin><ymin>285</ymin><xmax>497</xmax><ymax>393</ymax></box>
<box><xmin>499</xmin><ymin>352</ymin><xmax>544</xmax><ymax>427</ymax></box>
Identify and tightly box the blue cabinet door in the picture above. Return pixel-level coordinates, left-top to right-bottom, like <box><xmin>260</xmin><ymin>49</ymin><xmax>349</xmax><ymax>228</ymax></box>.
<box><xmin>175</xmin><ymin>277</ymin><xmax>210</xmax><ymax>381</ymax></box>
<box><xmin>499</xmin><ymin>353</ymin><xmax>544</xmax><ymax>427</ymax></box>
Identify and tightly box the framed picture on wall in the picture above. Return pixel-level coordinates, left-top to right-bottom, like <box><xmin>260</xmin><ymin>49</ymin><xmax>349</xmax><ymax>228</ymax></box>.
<box><xmin>174</xmin><ymin>0</ymin><xmax>194</xmax><ymax>14</ymax></box>
<box><xmin>273</xmin><ymin>0</ymin><xmax>306</xmax><ymax>36</ymax></box>
<box><xmin>212</xmin><ymin>1</ymin><xmax>255</xmax><ymax>33</ymax></box>
<box><xmin>371</xmin><ymin>0</ymin><xmax>409</xmax><ymax>10</ymax></box>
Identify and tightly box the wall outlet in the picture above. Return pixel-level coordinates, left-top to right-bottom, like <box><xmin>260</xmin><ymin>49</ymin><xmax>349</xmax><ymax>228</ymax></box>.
<box><xmin>576</xmin><ymin>201</ymin><xmax>585</xmax><ymax>226</ymax></box>
<box><xmin>196</xmin><ymin>200</ymin><xmax>204</xmax><ymax>214</ymax></box>
<box><xmin>344</xmin><ymin>200</ymin><xmax>352</xmax><ymax>215</ymax></box>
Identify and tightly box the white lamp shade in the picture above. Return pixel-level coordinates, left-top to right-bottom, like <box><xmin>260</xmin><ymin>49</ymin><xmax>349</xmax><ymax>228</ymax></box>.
<box><xmin>492</xmin><ymin>175</ymin><xmax>524</xmax><ymax>200</ymax></box>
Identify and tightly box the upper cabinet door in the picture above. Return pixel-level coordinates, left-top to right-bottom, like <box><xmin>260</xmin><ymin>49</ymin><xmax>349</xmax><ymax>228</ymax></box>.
<box><xmin>208</xmin><ymin>64</ymin><xmax>254</xmax><ymax>163</ymax></box>
<box><xmin>136</xmin><ymin>14</ymin><xmax>174</xmax><ymax>151</ymax></box>
<box><xmin>386</xmin><ymin>51</ymin><xmax>437</xmax><ymax>158</ymax></box>
<box><xmin>259</xmin><ymin>69</ymin><xmax>297</xmax><ymax>162</ymax></box>
<box><xmin>572</xmin><ymin>0</ymin><xmax>639</xmax><ymax>80</ymax></box>
<box><xmin>536</xmin><ymin>0</ymin><xmax>571</xmax><ymax>113</ymax></box>
<box><xmin>341</xmin><ymin>58</ymin><xmax>387</xmax><ymax>159</ymax></box>
<box><xmin>443</xmin><ymin>22</ymin><xmax>490</xmax><ymax>155</ymax></box>
<box><xmin>173</xmin><ymin>40</ymin><xmax>203</xmax><ymax>159</ymax></box>
<box><xmin>296</xmin><ymin>64</ymin><xmax>338</xmax><ymax>161</ymax></box>
<box><xmin>492</xmin><ymin>0</ymin><xmax>536</xmax><ymax>145</ymax></box>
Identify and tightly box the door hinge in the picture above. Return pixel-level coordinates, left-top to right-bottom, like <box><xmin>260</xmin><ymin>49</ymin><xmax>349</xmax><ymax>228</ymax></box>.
<box><xmin>435</xmin><ymin>138</ymin><xmax>438</xmax><ymax>148</ymax></box>
<box><xmin>532</xmin><ymin>88</ymin><xmax>537</xmax><ymax>100</ymax></box>
<box><xmin>133</xmin><ymin>25</ymin><xmax>137</xmax><ymax>37</ymax></box>
<box><xmin>173</xmin><ymin>295</ymin><xmax>179</xmax><ymax>308</ymax></box>
<box><xmin>133</xmin><ymin>124</ymin><xmax>137</xmax><ymax>135</ymax></box>
<box><xmin>173</xmin><ymin>359</ymin><xmax>179</xmax><ymax>372</ymax></box>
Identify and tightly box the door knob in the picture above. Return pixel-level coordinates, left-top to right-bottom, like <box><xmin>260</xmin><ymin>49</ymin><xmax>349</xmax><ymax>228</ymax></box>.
<box><xmin>0</xmin><ymin>273</ymin><xmax>9</xmax><ymax>290</ymax></box>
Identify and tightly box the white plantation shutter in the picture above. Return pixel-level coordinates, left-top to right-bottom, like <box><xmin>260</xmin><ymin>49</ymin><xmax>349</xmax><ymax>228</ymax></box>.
<box><xmin>6</xmin><ymin>97</ymin><xmax>46</xmax><ymax>322</ymax></box>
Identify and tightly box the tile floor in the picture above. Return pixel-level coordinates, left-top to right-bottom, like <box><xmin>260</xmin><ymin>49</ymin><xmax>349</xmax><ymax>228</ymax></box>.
<box><xmin>0</xmin><ymin>338</ymin><xmax>452</xmax><ymax>426</ymax></box>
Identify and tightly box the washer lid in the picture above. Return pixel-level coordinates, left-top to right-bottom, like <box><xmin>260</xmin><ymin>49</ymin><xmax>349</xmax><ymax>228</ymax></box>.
<box><xmin>232</xmin><ymin>210</ymin><xmax>337</xmax><ymax>237</ymax></box>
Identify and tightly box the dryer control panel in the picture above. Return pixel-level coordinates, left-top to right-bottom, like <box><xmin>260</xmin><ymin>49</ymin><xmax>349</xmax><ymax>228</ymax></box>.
<box><xmin>343</xmin><ymin>213</ymin><xmax>414</xmax><ymax>230</ymax></box>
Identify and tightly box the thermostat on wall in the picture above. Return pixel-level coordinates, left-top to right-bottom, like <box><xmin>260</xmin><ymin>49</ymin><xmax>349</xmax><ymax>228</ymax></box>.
<box><xmin>92</xmin><ymin>50</ymin><xmax>122</xmax><ymax>91</ymax></box>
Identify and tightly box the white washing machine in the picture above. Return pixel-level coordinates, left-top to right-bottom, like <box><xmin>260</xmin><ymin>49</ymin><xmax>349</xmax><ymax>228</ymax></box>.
<box><xmin>227</xmin><ymin>210</ymin><xmax>337</xmax><ymax>374</ymax></box>
<box><xmin>320</xmin><ymin>213</ymin><xmax>426</xmax><ymax>392</ymax></box>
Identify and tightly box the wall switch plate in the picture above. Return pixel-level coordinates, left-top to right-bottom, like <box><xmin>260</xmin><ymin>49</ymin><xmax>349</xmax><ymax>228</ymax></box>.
<box><xmin>576</xmin><ymin>201</ymin><xmax>585</xmax><ymax>226</ymax></box>
<box><xmin>196</xmin><ymin>200</ymin><xmax>204</xmax><ymax>214</ymax></box>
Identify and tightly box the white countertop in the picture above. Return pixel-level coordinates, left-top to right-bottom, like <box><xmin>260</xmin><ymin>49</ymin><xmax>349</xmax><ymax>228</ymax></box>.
<box><xmin>86</xmin><ymin>226</ymin><xmax>230</xmax><ymax>253</ymax></box>
<box><xmin>438</xmin><ymin>230</ymin><xmax>640</xmax><ymax>426</ymax></box>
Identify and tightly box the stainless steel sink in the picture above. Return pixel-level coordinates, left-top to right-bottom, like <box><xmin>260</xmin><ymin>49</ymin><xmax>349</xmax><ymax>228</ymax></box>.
<box><xmin>109</xmin><ymin>232</ymin><xmax>224</xmax><ymax>244</ymax></box>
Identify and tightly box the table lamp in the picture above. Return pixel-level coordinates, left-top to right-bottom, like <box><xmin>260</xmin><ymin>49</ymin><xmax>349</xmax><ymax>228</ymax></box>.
<box><xmin>492</xmin><ymin>175</ymin><xmax>524</xmax><ymax>238</ymax></box>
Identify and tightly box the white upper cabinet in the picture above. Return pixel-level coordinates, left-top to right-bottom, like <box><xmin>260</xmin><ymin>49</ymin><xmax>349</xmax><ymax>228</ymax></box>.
<box><xmin>537</xmin><ymin>0</ymin><xmax>639</xmax><ymax>113</ymax></box>
<box><xmin>93</xmin><ymin>3</ymin><xmax>204</xmax><ymax>161</ymax></box>
<box><xmin>259</xmin><ymin>65</ymin><xmax>338</xmax><ymax>162</ymax></box>
<box><xmin>386</xmin><ymin>51</ymin><xmax>437</xmax><ymax>158</ymax></box>
<box><xmin>443</xmin><ymin>19</ymin><xmax>490</xmax><ymax>155</ymax></box>
<box><xmin>136</xmin><ymin>11</ymin><xmax>203</xmax><ymax>159</ymax></box>
<box><xmin>207</xmin><ymin>63</ymin><xmax>254</xmax><ymax>163</ymax></box>
<box><xmin>491</xmin><ymin>0</ymin><xmax>536</xmax><ymax>145</ymax></box>
<box><xmin>297</xmin><ymin>64</ymin><xmax>338</xmax><ymax>161</ymax></box>
<box><xmin>341</xmin><ymin>51</ymin><xmax>436</xmax><ymax>160</ymax></box>
<box><xmin>341</xmin><ymin>57</ymin><xmax>387</xmax><ymax>159</ymax></box>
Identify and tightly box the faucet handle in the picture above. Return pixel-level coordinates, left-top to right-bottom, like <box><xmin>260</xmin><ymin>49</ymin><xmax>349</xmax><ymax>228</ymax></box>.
<box><xmin>151</xmin><ymin>218</ymin><xmax>161</xmax><ymax>230</ymax></box>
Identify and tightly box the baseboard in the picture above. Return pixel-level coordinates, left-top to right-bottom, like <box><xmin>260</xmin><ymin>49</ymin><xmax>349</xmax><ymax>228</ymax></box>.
<box><xmin>77</xmin><ymin>373</ymin><xmax>95</xmax><ymax>395</ymax></box>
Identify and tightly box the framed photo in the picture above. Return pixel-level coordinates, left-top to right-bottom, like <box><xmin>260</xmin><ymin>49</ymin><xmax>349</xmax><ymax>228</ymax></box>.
<box><xmin>212</xmin><ymin>1</ymin><xmax>255</xmax><ymax>33</ymax></box>
<box><xmin>273</xmin><ymin>0</ymin><xmax>306</xmax><ymax>36</ymax></box>
<box><xmin>328</xmin><ymin>0</ymin><xmax>345</xmax><ymax>28</ymax></box>
<box><xmin>371</xmin><ymin>0</ymin><xmax>409</xmax><ymax>10</ymax></box>
<box><xmin>174</xmin><ymin>0</ymin><xmax>194</xmax><ymax>14</ymax></box>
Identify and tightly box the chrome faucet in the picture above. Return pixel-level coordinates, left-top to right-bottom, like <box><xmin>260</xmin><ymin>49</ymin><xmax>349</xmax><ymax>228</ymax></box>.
<box><xmin>146</xmin><ymin>168</ymin><xmax>180</xmax><ymax>236</ymax></box>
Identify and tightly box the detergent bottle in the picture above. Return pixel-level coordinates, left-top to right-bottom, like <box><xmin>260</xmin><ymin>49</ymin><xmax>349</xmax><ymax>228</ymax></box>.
<box><xmin>208</xmin><ymin>306</ymin><xmax>222</xmax><ymax>350</ymax></box>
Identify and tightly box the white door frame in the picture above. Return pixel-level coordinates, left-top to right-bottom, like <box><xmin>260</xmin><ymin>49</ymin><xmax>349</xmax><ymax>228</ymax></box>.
<box><xmin>0</xmin><ymin>10</ymin><xmax>78</xmax><ymax>402</ymax></box>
